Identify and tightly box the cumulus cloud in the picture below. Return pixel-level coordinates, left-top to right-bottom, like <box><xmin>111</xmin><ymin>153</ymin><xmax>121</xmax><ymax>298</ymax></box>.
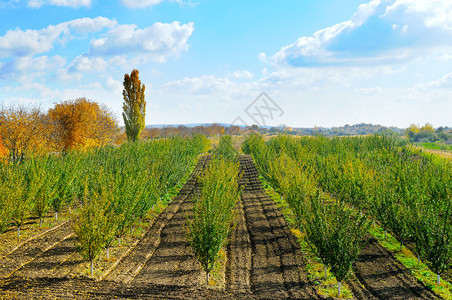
<box><xmin>120</xmin><ymin>0</ymin><xmax>186</xmax><ymax>8</ymax></box>
<box><xmin>354</xmin><ymin>87</ymin><xmax>383</xmax><ymax>95</ymax></box>
<box><xmin>161</xmin><ymin>66</ymin><xmax>369</xmax><ymax>96</ymax></box>
<box><xmin>227</xmin><ymin>70</ymin><xmax>253</xmax><ymax>79</ymax></box>
<box><xmin>68</xmin><ymin>17</ymin><xmax>117</xmax><ymax>33</ymax></box>
<box><xmin>68</xmin><ymin>55</ymin><xmax>108</xmax><ymax>73</ymax></box>
<box><xmin>0</xmin><ymin>55</ymin><xmax>66</xmax><ymax>81</ymax></box>
<box><xmin>385</xmin><ymin>0</ymin><xmax>452</xmax><ymax>30</ymax></box>
<box><xmin>121</xmin><ymin>0</ymin><xmax>163</xmax><ymax>8</ymax></box>
<box><xmin>28</xmin><ymin>0</ymin><xmax>91</xmax><ymax>8</ymax></box>
<box><xmin>415</xmin><ymin>73</ymin><xmax>452</xmax><ymax>90</ymax></box>
<box><xmin>89</xmin><ymin>21</ymin><xmax>194</xmax><ymax>61</ymax></box>
<box><xmin>0</xmin><ymin>0</ymin><xmax>21</xmax><ymax>8</ymax></box>
<box><xmin>0</xmin><ymin>17</ymin><xmax>116</xmax><ymax>58</ymax></box>
<box><xmin>162</xmin><ymin>75</ymin><xmax>238</xmax><ymax>95</ymax></box>
<box><xmin>270</xmin><ymin>0</ymin><xmax>452</xmax><ymax>67</ymax></box>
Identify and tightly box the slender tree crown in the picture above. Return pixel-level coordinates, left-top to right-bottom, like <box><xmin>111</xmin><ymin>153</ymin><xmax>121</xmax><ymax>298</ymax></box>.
<box><xmin>122</xmin><ymin>69</ymin><xmax>146</xmax><ymax>142</ymax></box>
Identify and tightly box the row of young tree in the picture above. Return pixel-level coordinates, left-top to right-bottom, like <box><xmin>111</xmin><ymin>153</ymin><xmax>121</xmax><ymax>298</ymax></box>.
<box><xmin>242</xmin><ymin>134</ymin><xmax>369</xmax><ymax>296</ymax></box>
<box><xmin>0</xmin><ymin>135</ymin><xmax>209</xmax><ymax>275</ymax></box>
<box><xmin>188</xmin><ymin>135</ymin><xmax>241</xmax><ymax>284</ymax></box>
<box><xmin>244</xmin><ymin>133</ymin><xmax>452</xmax><ymax>288</ymax></box>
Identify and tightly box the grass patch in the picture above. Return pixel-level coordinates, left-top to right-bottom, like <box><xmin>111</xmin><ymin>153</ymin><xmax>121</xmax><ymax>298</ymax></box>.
<box><xmin>369</xmin><ymin>226</ymin><xmax>452</xmax><ymax>299</ymax></box>
<box><xmin>417</xmin><ymin>142</ymin><xmax>452</xmax><ymax>151</ymax></box>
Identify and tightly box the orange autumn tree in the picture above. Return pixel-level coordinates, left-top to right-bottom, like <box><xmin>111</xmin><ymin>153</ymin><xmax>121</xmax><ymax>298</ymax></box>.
<box><xmin>0</xmin><ymin>134</ymin><xmax>8</xmax><ymax>160</ymax></box>
<box><xmin>48</xmin><ymin>98</ymin><xmax>119</xmax><ymax>152</ymax></box>
<box><xmin>0</xmin><ymin>106</ymin><xmax>51</xmax><ymax>161</ymax></box>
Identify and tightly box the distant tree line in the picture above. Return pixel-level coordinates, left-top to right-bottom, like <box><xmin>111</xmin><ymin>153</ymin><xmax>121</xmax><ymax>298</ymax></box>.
<box><xmin>140</xmin><ymin>124</ymin><xmax>242</xmax><ymax>139</ymax></box>
<box><xmin>406</xmin><ymin>124</ymin><xmax>452</xmax><ymax>143</ymax></box>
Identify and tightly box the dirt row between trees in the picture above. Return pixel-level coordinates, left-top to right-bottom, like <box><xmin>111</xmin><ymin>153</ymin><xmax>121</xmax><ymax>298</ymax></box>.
<box><xmin>351</xmin><ymin>237</ymin><xmax>437</xmax><ymax>299</ymax></box>
<box><xmin>105</xmin><ymin>155</ymin><xmax>210</xmax><ymax>285</ymax></box>
<box><xmin>235</xmin><ymin>155</ymin><xmax>437</xmax><ymax>300</ymax></box>
<box><xmin>228</xmin><ymin>155</ymin><xmax>319</xmax><ymax>299</ymax></box>
<box><xmin>0</xmin><ymin>155</ymin><xmax>441</xmax><ymax>299</ymax></box>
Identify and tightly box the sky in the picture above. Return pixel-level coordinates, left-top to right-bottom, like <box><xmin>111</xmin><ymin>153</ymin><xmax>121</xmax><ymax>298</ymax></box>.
<box><xmin>0</xmin><ymin>0</ymin><xmax>451</xmax><ymax>128</ymax></box>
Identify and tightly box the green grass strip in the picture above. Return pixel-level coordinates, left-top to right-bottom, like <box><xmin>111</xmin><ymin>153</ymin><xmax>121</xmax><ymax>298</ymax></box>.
<box><xmin>368</xmin><ymin>226</ymin><xmax>452</xmax><ymax>299</ymax></box>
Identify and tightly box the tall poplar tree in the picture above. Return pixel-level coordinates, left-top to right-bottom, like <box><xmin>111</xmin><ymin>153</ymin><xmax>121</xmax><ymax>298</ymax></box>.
<box><xmin>122</xmin><ymin>69</ymin><xmax>146</xmax><ymax>142</ymax></box>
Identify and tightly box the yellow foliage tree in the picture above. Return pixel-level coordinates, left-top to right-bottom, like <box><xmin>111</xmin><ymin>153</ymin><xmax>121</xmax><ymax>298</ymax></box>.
<box><xmin>407</xmin><ymin>124</ymin><xmax>420</xmax><ymax>133</ymax></box>
<box><xmin>0</xmin><ymin>134</ymin><xmax>8</xmax><ymax>160</ymax></box>
<box><xmin>48</xmin><ymin>98</ymin><xmax>119</xmax><ymax>152</ymax></box>
<box><xmin>0</xmin><ymin>106</ymin><xmax>51</xmax><ymax>161</ymax></box>
<box><xmin>122</xmin><ymin>69</ymin><xmax>146</xmax><ymax>142</ymax></box>
<box><xmin>421</xmin><ymin>123</ymin><xmax>435</xmax><ymax>133</ymax></box>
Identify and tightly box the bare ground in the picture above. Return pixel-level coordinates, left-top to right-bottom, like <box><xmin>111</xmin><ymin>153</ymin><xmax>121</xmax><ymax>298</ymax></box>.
<box><xmin>0</xmin><ymin>155</ymin><xmax>443</xmax><ymax>299</ymax></box>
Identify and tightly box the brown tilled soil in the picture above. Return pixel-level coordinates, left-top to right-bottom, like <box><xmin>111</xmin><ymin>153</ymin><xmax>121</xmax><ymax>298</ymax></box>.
<box><xmin>231</xmin><ymin>155</ymin><xmax>319</xmax><ymax>299</ymax></box>
<box><xmin>351</xmin><ymin>237</ymin><xmax>437</xmax><ymax>299</ymax></box>
<box><xmin>105</xmin><ymin>155</ymin><xmax>210</xmax><ymax>286</ymax></box>
<box><xmin>0</xmin><ymin>155</ymin><xmax>443</xmax><ymax>299</ymax></box>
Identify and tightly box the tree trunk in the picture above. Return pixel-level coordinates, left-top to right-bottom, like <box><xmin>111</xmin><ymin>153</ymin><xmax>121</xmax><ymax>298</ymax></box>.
<box><xmin>17</xmin><ymin>226</ymin><xmax>20</xmax><ymax>238</ymax></box>
<box><xmin>55</xmin><ymin>211</ymin><xmax>58</xmax><ymax>221</ymax></box>
<box><xmin>106</xmin><ymin>247</ymin><xmax>110</xmax><ymax>260</ymax></box>
<box><xmin>324</xmin><ymin>265</ymin><xmax>327</xmax><ymax>280</ymax></box>
<box><xmin>360</xmin><ymin>210</ymin><xmax>363</xmax><ymax>217</ymax></box>
<box><xmin>39</xmin><ymin>218</ymin><xmax>43</xmax><ymax>228</ymax></box>
<box><xmin>206</xmin><ymin>271</ymin><xmax>210</xmax><ymax>285</ymax></box>
<box><xmin>372</xmin><ymin>218</ymin><xmax>375</xmax><ymax>227</ymax></box>
<box><xmin>118</xmin><ymin>236</ymin><xmax>121</xmax><ymax>246</ymax></box>
<box><xmin>384</xmin><ymin>230</ymin><xmax>387</xmax><ymax>238</ymax></box>
<box><xmin>437</xmin><ymin>274</ymin><xmax>440</xmax><ymax>285</ymax></box>
<box><xmin>338</xmin><ymin>281</ymin><xmax>341</xmax><ymax>296</ymax></box>
<box><xmin>90</xmin><ymin>260</ymin><xmax>94</xmax><ymax>277</ymax></box>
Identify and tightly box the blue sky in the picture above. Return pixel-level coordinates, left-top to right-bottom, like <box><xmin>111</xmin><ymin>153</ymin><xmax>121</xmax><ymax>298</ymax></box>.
<box><xmin>0</xmin><ymin>0</ymin><xmax>451</xmax><ymax>128</ymax></box>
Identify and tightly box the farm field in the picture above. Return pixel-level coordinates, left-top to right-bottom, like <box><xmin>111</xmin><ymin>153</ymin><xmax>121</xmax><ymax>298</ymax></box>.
<box><xmin>243</xmin><ymin>133</ymin><xmax>452</xmax><ymax>299</ymax></box>
<box><xmin>2</xmin><ymin>0</ymin><xmax>452</xmax><ymax>298</ymax></box>
<box><xmin>0</xmin><ymin>153</ymin><xmax>318</xmax><ymax>299</ymax></box>
<box><xmin>0</xmin><ymin>134</ymin><xmax>451</xmax><ymax>299</ymax></box>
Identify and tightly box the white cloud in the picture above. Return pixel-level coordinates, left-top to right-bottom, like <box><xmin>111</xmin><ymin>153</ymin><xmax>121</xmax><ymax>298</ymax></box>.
<box><xmin>415</xmin><ymin>73</ymin><xmax>452</xmax><ymax>90</ymax></box>
<box><xmin>121</xmin><ymin>0</ymin><xmax>163</xmax><ymax>8</ymax></box>
<box><xmin>67</xmin><ymin>17</ymin><xmax>117</xmax><ymax>34</ymax></box>
<box><xmin>351</xmin><ymin>0</ymin><xmax>381</xmax><ymax>26</ymax></box>
<box><xmin>28</xmin><ymin>0</ymin><xmax>91</xmax><ymax>8</ymax></box>
<box><xmin>54</xmin><ymin>68</ymin><xmax>83</xmax><ymax>81</ymax></box>
<box><xmin>68</xmin><ymin>55</ymin><xmax>108</xmax><ymax>73</ymax></box>
<box><xmin>120</xmin><ymin>0</ymin><xmax>185</xmax><ymax>8</ymax></box>
<box><xmin>0</xmin><ymin>55</ymin><xmax>66</xmax><ymax>81</ymax></box>
<box><xmin>161</xmin><ymin>66</ymin><xmax>372</xmax><ymax>97</ymax></box>
<box><xmin>227</xmin><ymin>70</ymin><xmax>253</xmax><ymax>79</ymax></box>
<box><xmin>0</xmin><ymin>26</ymin><xmax>67</xmax><ymax>58</ymax></box>
<box><xmin>0</xmin><ymin>0</ymin><xmax>20</xmax><ymax>8</ymax></box>
<box><xmin>270</xmin><ymin>0</ymin><xmax>452</xmax><ymax>67</ymax></box>
<box><xmin>89</xmin><ymin>21</ymin><xmax>194</xmax><ymax>61</ymax></box>
<box><xmin>354</xmin><ymin>87</ymin><xmax>383</xmax><ymax>95</ymax></box>
<box><xmin>385</xmin><ymin>0</ymin><xmax>452</xmax><ymax>31</ymax></box>
<box><xmin>162</xmin><ymin>75</ymin><xmax>239</xmax><ymax>95</ymax></box>
<box><xmin>105</xmin><ymin>77</ymin><xmax>123</xmax><ymax>95</ymax></box>
<box><xmin>0</xmin><ymin>17</ymin><xmax>116</xmax><ymax>58</ymax></box>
